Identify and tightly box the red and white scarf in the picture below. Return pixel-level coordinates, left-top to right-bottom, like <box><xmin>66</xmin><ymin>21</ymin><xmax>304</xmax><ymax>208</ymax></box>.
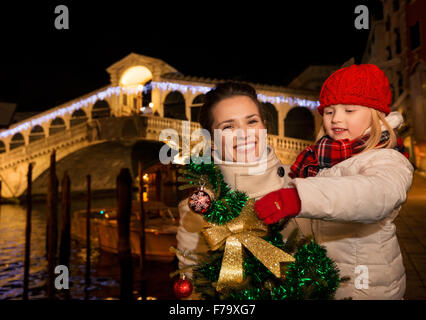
<box><xmin>289</xmin><ymin>131</ymin><xmax>408</xmax><ymax>179</ymax></box>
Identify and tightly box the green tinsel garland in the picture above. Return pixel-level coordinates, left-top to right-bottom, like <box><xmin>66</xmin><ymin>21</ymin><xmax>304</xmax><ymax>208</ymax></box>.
<box><xmin>205</xmin><ymin>191</ymin><xmax>248</xmax><ymax>225</ymax></box>
<box><xmin>283</xmin><ymin>241</ymin><xmax>342</xmax><ymax>299</ymax></box>
<box><xmin>178</xmin><ymin>158</ymin><xmax>249</xmax><ymax>225</ymax></box>
<box><xmin>194</xmin><ymin>240</ymin><xmax>342</xmax><ymax>300</ymax></box>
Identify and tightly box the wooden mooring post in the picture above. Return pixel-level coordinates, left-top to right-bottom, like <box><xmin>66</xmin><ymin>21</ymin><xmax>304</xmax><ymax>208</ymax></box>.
<box><xmin>59</xmin><ymin>171</ymin><xmax>71</xmax><ymax>300</ymax></box>
<box><xmin>47</xmin><ymin>151</ymin><xmax>58</xmax><ymax>300</ymax></box>
<box><xmin>117</xmin><ymin>168</ymin><xmax>133</xmax><ymax>300</ymax></box>
<box><xmin>138</xmin><ymin>161</ymin><xmax>147</xmax><ymax>300</ymax></box>
<box><xmin>84</xmin><ymin>174</ymin><xmax>91</xmax><ymax>300</ymax></box>
<box><xmin>23</xmin><ymin>163</ymin><xmax>33</xmax><ymax>300</ymax></box>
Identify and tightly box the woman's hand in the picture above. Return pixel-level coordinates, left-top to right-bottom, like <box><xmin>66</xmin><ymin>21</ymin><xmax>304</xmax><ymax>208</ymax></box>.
<box><xmin>254</xmin><ymin>188</ymin><xmax>301</xmax><ymax>224</ymax></box>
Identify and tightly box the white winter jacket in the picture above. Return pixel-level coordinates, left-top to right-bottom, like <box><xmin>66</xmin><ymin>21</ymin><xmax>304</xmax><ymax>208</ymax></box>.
<box><xmin>289</xmin><ymin>111</ymin><xmax>414</xmax><ymax>299</ymax></box>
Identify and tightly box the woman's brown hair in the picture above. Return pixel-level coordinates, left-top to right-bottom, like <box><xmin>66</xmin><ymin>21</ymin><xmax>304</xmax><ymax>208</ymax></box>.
<box><xmin>198</xmin><ymin>81</ymin><xmax>266</xmax><ymax>134</ymax></box>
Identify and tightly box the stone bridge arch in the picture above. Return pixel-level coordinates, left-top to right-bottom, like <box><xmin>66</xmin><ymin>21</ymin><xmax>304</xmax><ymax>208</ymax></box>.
<box><xmin>49</xmin><ymin>117</ymin><xmax>67</xmax><ymax>136</ymax></box>
<box><xmin>284</xmin><ymin>106</ymin><xmax>315</xmax><ymax>141</ymax></box>
<box><xmin>29</xmin><ymin>125</ymin><xmax>45</xmax><ymax>143</ymax></box>
<box><xmin>262</xmin><ymin>102</ymin><xmax>278</xmax><ymax>136</ymax></box>
<box><xmin>163</xmin><ymin>91</ymin><xmax>187</xmax><ymax>120</ymax></box>
<box><xmin>91</xmin><ymin>100</ymin><xmax>111</xmax><ymax>119</ymax></box>
<box><xmin>10</xmin><ymin>133</ymin><xmax>25</xmax><ymax>150</ymax></box>
<box><xmin>71</xmin><ymin>109</ymin><xmax>88</xmax><ymax>127</ymax></box>
<box><xmin>30</xmin><ymin>141</ymin><xmax>132</xmax><ymax>197</ymax></box>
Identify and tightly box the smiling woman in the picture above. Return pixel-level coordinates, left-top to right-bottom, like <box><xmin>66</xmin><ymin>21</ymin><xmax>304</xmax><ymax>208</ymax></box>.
<box><xmin>211</xmin><ymin>97</ymin><xmax>266</xmax><ymax>163</ymax></box>
<box><xmin>198</xmin><ymin>82</ymin><xmax>267</xmax><ymax>163</ymax></box>
<box><xmin>175</xmin><ymin>82</ymin><xmax>313</xmax><ymax>300</ymax></box>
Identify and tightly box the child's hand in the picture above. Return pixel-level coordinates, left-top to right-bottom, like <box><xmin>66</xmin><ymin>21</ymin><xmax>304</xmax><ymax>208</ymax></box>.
<box><xmin>254</xmin><ymin>188</ymin><xmax>301</xmax><ymax>224</ymax></box>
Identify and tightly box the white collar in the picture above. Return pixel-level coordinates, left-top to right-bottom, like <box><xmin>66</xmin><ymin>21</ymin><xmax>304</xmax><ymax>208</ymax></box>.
<box><xmin>212</xmin><ymin>145</ymin><xmax>281</xmax><ymax>190</ymax></box>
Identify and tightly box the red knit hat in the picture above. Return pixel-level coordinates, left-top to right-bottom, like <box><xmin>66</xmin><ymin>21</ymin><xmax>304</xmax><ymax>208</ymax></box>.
<box><xmin>318</xmin><ymin>64</ymin><xmax>392</xmax><ymax>116</ymax></box>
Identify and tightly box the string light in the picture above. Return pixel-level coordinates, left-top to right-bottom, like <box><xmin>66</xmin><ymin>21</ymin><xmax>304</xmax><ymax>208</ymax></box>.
<box><xmin>0</xmin><ymin>86</ymin><xmax>121</xmax><ymax>139</ymax></box>
<box><xmin>257</xmin><ymin>93</ymin><xmax>320</xmax><ymax>109</ymax></box>
<box><xmin>151</xmin><ymin>82</ymin><xmax>212</xmax><ymax>94</ymax></box>
<box><xmin>0</xmin><ymin>81</ymin><xmax>319</xmax><ymax>139</ymax></box>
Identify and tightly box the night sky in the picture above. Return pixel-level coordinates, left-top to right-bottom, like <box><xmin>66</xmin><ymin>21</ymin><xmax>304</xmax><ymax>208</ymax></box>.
<box><xmin>0</xmin><ymin>1</ymin><xmax>382</xmax><ymax>113</ymax></box>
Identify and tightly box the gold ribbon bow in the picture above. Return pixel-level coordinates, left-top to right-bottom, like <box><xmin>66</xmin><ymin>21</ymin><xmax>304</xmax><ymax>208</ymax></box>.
<box><xmin>201</xmin><ymin>199</ymin><xmax>295</xmax><ymax>292</ymax></box>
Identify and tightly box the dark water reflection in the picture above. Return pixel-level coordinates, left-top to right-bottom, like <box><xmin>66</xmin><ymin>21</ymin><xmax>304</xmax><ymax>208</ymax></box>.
<box><xmin>0</xmin><ymin>198</ymin><xmax>176</xmax><ymax>300</ymax></box>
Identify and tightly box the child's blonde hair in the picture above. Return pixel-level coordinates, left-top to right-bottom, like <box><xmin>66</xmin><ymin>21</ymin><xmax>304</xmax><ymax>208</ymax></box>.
<box><xmin>315</xmin><ymin>109</ymin><xmax>397</xmax><ymax>155</ymax></box>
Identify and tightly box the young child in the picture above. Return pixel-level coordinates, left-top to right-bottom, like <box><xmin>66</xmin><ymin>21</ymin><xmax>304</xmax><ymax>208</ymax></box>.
<box><xmin>254</xmin><ymin>64</ymin><xmax>414</xmax><ymax>300</ymax></box>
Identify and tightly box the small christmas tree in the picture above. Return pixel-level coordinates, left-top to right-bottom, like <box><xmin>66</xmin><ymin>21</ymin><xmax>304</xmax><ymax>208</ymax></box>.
<box><xmin>173</xmin><ymin>158</ymin><xmax>344</xmax><ymax>300</ymax></box>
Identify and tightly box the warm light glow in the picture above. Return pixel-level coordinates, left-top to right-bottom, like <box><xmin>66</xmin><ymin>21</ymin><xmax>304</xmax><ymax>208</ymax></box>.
<box><xmin>120</xmin><ymin>66</ymin><xmax>152</xmax><ymax>89</ymax></box>
<box><xmin>137</xmin><ymin>296</ymin><xmax>157</xmax><ymax>300</ymax></box>
<box><xmin>140</xmin><ymin>106</ymin><xmax>152</xmax><ymax>114</ymax></box>
<box><xmin>404</xmin><ymin>136</ymin><xmax>411</xmax><ymax>148</ymax></box>
<box><xmin>143</xmin><ymin>191</ymin><xmax>148</xmax><ymax>202</ymax></box>
<box><xmin>149</xmin><ymin>102</ymin><xmax>154</xmax><ymax>108</ymax></box>
<box><xmin>143</xmin><ymin>174</ymin><xmax>149</xmax><ymax>183</ymax></box>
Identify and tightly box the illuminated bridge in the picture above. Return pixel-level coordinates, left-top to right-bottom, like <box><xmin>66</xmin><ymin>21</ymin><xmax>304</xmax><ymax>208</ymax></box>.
<box><xmin>0</xmin><ymin>53</ymin><xmax>320</xmax><ymax>200</ymax></box>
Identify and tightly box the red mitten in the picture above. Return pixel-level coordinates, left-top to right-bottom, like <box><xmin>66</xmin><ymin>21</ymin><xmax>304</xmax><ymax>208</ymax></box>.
<box><xmin>254</xmin><ymin>188</ymin><xmax>301</xmax><ymax>224</ymax></box>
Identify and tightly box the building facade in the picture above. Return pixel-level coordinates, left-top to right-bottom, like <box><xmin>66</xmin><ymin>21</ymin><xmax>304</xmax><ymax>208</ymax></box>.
<box><xmin>363</xmin><ymin>0</ymin><xmax>426</xmax><ymax>172</ymax></box>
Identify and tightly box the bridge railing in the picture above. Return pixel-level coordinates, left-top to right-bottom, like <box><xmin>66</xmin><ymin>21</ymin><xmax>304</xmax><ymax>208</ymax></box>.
<box><xmin>143</xmin><ymin>115</ymin><xmax>201</xmax><ymax>133</ymax></box>
<box><xmin>269</xmin><ymin>135</ymin><xmax>312</xmax><ymax>152</ymax></box>
<box><xmin>139</xmin><ymin>114</ymin><xmax>312</xmax><ymax>155</ymax></box>
<box><xmin>0</xmin><ymin>121</ymin><xmax>91</xmax><ymax>168</ymax></box>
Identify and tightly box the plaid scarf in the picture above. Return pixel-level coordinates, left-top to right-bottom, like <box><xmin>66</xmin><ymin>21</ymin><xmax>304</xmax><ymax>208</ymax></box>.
<box><xmin>289</xmin><ymin>131</ymin><xmax>409</xmax><ymax>179</ymax></box>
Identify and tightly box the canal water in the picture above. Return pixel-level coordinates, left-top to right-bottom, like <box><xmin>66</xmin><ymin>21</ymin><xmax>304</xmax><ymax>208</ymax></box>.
<box><xmin>0</xmin><ymin>198</ymin><xmax>177</xmax><ymax>300</ymax></box>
